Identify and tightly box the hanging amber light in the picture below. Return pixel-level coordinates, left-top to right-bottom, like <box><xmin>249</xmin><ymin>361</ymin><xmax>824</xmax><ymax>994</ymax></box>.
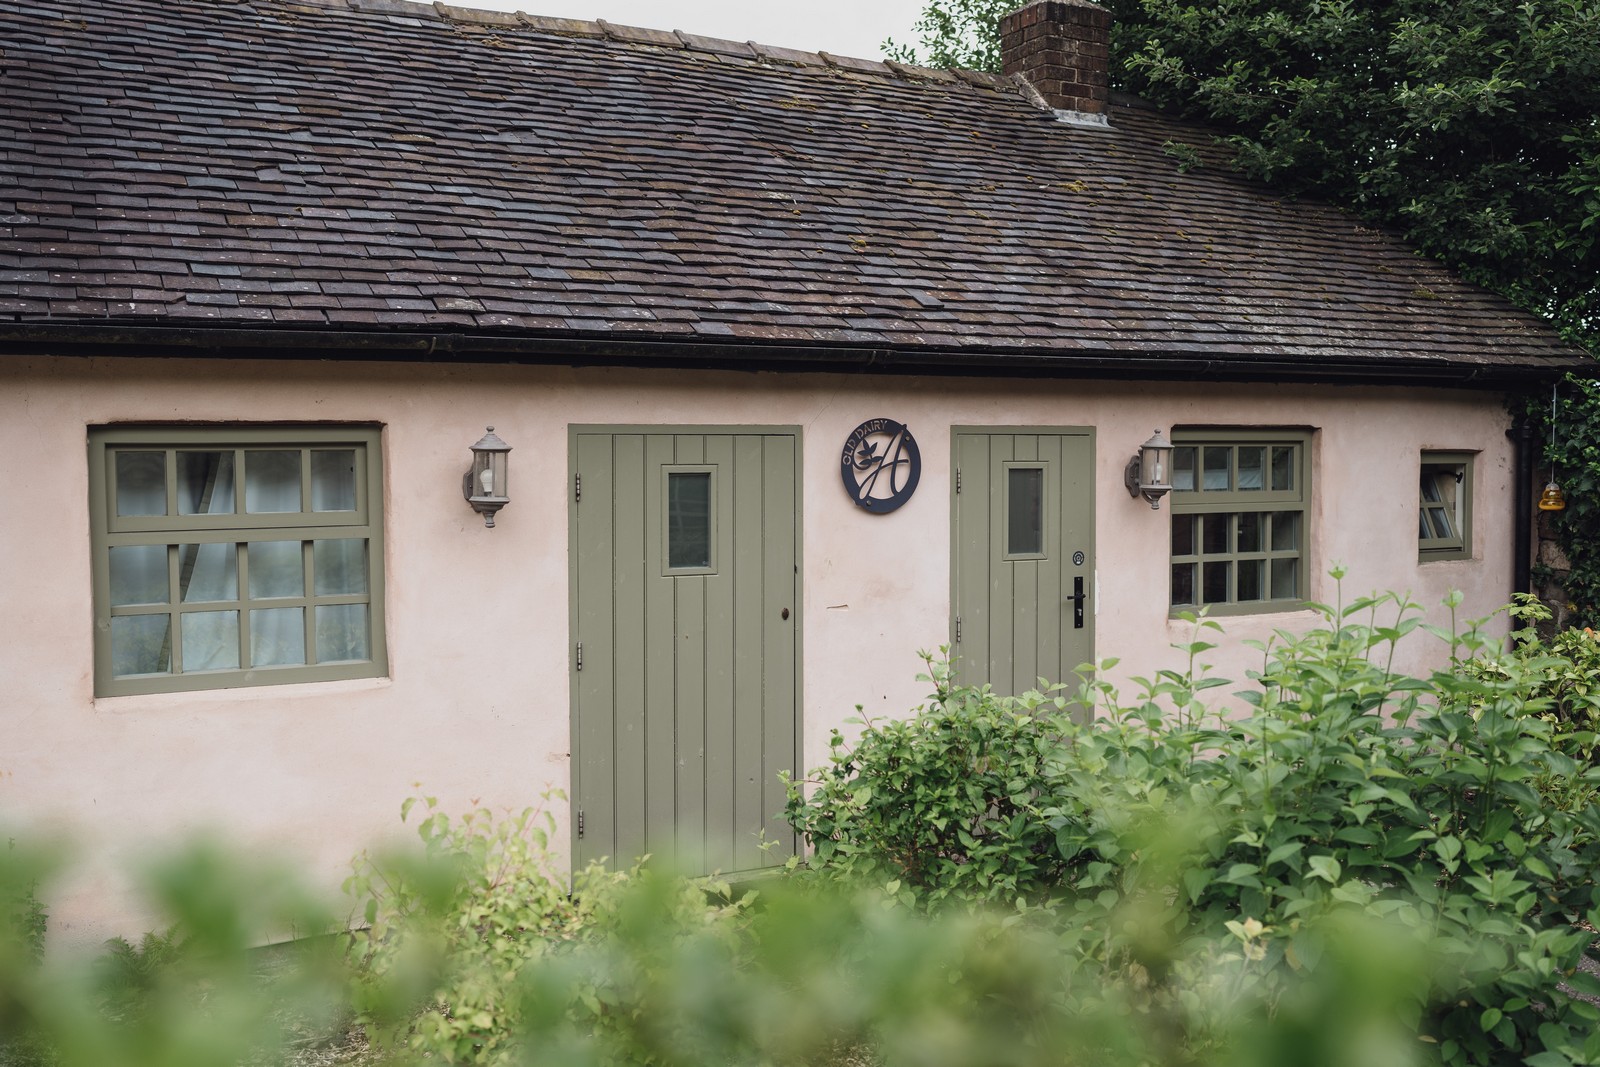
<box><xmin>1538</xmin><ymin>383</ymin><xmax>1568</xmax><ymax>511</ymax></box>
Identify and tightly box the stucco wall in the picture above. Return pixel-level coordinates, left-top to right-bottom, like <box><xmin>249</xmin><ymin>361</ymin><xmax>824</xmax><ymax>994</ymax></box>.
<box><xmin>0</xmin><ymin>355</ymin><xmax>1516</xmax><ymax>949</ymax></box>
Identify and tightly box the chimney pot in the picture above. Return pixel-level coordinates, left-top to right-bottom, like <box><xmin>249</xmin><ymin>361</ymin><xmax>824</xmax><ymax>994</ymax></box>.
<box><xmin>1000</xmin><ymin>0</ymin><xmax>1113</xmax><ymax>120</ymax></box>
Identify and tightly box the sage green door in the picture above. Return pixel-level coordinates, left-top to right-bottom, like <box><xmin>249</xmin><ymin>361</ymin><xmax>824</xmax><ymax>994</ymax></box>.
<box><xmin>952</xmin><ymin>430</ymin><xmax>1094</xmax><ymax>699</ymax></box>
<box><xmin>571</xmin><ymin>429</ymin><xmax>800</xmax><ymax>876</ymax></box>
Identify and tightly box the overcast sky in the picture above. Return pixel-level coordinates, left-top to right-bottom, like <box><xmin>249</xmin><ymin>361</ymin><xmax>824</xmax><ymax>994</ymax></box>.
<box><xmin>460</xmin><ymin>0</ymin><xmax>929</xmax><ymax>60</ymax></box>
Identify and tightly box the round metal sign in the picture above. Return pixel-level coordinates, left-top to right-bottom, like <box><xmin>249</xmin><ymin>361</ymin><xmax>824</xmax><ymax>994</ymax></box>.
<box><xmin>841</xmin><ymin>418</ymin><xmax>920</xmax><ymax>513</ymax></box>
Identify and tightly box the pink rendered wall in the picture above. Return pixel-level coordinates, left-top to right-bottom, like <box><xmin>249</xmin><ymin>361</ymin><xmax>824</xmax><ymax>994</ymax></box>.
<box><xmin>0</xmin><ymin>356</ymin><xmax>1515</xmax><ymax>948</ymax></box>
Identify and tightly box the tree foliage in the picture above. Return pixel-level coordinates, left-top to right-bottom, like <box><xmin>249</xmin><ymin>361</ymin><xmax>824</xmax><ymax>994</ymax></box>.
<box><xmin>890</xmin><ymin>0</ymin><xmax>1600</xmax><ymax>618</ymax></box>
<box><xmin>890</xmin><ymin>0</ymin><xmax>1600</xmax><ymax>350</ymax></box>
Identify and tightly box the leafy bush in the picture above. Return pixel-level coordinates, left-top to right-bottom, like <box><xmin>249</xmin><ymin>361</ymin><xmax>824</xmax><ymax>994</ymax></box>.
<box><xmin>788</xmin><ymin>584</ymin><xmax>1600</xmax><ymax>1066</ymax></box>
<box><xmin>344</xmin><ymin>793</ymin><xmax>751</xmax><ymax>1065</ymax></box>
<box><xmin>1462</xmin><ymin>595</ymin><xmax>1600</xmax><ymax>763</ymax></box>
<box><xmin>784</xmin><ymin>653</ymin><xmax>1076</xmax><ymax>908</ymax></box>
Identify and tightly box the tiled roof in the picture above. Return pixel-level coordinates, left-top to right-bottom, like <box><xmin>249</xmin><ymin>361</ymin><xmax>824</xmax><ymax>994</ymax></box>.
<box><xmin>0</xmin><ymin>0</ymin><xmax>1587</xmax><ymax>381</ymax></box>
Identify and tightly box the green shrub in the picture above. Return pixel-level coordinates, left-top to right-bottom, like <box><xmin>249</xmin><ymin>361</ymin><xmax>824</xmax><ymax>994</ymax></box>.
<box><xmin>1462</xmin><ymin>595</ymin><xmax>1600</xmax><ymax>763</ymax></box>
<box><xmin>784</xmin><ymin>653</ymin><xmax>1078</xmax><ymax>909</ymax></box>
<box><xmin>788</xmin><ymin>583</ymin><xmax>1600</xmax><ymax>1066</ymax></box>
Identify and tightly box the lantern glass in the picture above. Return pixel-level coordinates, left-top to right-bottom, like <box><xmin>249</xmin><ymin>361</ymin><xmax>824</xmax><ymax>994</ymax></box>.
<box><xmin>463</xmin><ymin>427</ymin><xmax>512</xmax><ymax>527</ymax></box>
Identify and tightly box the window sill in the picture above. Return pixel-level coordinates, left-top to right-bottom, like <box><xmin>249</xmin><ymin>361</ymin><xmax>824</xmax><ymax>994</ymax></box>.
<box><xmin>93</xmin><ymin>672</ymin><xmax>392</xmax><ymax>711</ymax></box>
<box><xmin>1168</xmin><ymin>599</ymin><xmax>1311</xmax><ymax>621</ymax></box>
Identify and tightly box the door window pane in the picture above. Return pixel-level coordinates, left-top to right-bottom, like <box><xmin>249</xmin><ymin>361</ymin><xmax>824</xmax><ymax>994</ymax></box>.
<box><xmin>251</xmin><ymin>607</ymin><xmax>305</xmax><ymax>666</ymax></box>
<box><xmin>177</xmin><ymin>451</ymin><xmax>236</xmax><ymax>515</ymax></box>
<box><xmin>111</xmin><ymin>615</ymin><xmax>171</xmax><ymax>677</ymax></box>
<box><xmin>667</xmin><ymin>472</ymin><xmax>712</xmax><ymax>570</ymax></box>
<box><xmin>181</xmin><ymin>611</ymin><xmax>239</xmax><ymax>671</ymax></box>
<box><xmin>316</xmin><ymin>604</ymin><xmax>369</xmax><ymax>663</ymax></box>
<box><xmin>178</xmin><ymin>542</ymin><xmax>237</xmax><ymax>603</ymax></box>
<box><xmin>1007</xmin><ymin>467</ymin><xmax>1045</xmax><ymax>555</ymax></box>
<box><xmin>248</xmin><ymin>540</ymin><xmax>304</xmax><ymax>599</ymax></box>
<box><xmin>311</xmin><ymin>450</ymin><xmax>358</xmax><ymax>512</ymax></box>
<box><xmin>314</xmin><ymin>539</ymin><xmax>367</xmax><ymax>596</ymax></box>
<box><xmin>116</xmin><ymin>451</ymin><xmax>167</xmax><ymax>516</ymax></box>
<box><xmin>245</xmin><ymin>451</ymin><xmax>302</xmax><ymax>513</ymax></box>
<box><xmin>110</xmin><ymin>544</ymin><xmax>169</xmax><ymax>606</ymax></box>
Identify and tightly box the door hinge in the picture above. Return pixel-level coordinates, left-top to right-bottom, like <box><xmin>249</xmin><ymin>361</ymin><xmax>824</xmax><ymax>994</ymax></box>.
<box><xmin>575</xmin><ymin>641</ymin><xmax>583</xmax><ymax>671</ymax></box>
<box><xmin>954</xmin><ymin>616</ymin><xmax>963</xmax><ymax>643</ymax></box>
<box><xmin>574</xmin><ymin>472</ymin><xmax>581</xmax><ymax>502</ymax></box>
<box><xmin>955</xmin><ymin>467</ymin><xmax>962</xmax><ymax>494</ymax></box>
<box><xmin>576</xmin><ymin>809</ymin><xmax>585</xmax><ymax>839</ymax></box>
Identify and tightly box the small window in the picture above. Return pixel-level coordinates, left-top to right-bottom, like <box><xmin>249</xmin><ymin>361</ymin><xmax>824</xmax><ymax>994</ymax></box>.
<box><xmin>1419</xmin><ymin>452</ymin><xmax>1472</xmax><ymax>561</ymax></box>
<box><xmin>1005</xmin><ymin>465</ymin><xmax>1046</xmax><ymax>557</ymax></box>
<box><xmin>1170</xmin><ymin>430</ymin><xmax>1310</xmax><ymax>615</ymax></box>
<box><xmin>664</xmin><ymin>467</ymin><xmax>715</xmax><ymax>573</ymax></box>
<box><xmin>89</xmin><ymin>426</ymin><xmax>386</xmax><ymax>696</ymax></box>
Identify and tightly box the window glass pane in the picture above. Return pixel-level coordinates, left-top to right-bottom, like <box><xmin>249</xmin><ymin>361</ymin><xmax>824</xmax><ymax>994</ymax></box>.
<box><xmin>1203</xmin><ymin>561</ymin><xmax>1230</xmax><ymax>604</ymax></box>
<box><xmin>115</xmin><ymin>451</ymin><xmax>167</xmax><ymax>516</ymax></box>
<box><xmin>667</xmin><ymin>472</ymin><xmax>712</xmax><ymax>570</ymax></box>
<box><xmin>1420</xmin><ymin>471</ymin><xmax>1444</xmax><ymax>504</ymax></box>
<box><xmin>1238</xmin><ymin>447</ymin><xmax>1265</xmax><ymax>491</ymax></box>
<box><xmin>1270</xmin><ymin>512</ymin><xmax>1300</xmax><ymax>552</ymax></box>
<box><xmin>311</xmin><ymin>450</ymin><xmax>358</xmax><ymax>512</ymax></box>
<box><xmin>316</xmin><ymin>604</ymin><xmax>369</xmax><ymax>663</ymax></box>
<box><xmin>1171</xmin><ymin>447</ymin><xmax>1196</xmax><ymax>492</ymax></box>
<box><xmin>1270</xmin><ymin>447</ymin><xmax>1295</xmax><ymax>491</ymax></box>
<box><xmin>1237</xmin><ymin>559</ymin><xmax>1264</xmax><ymax>602</ymax></box>
<box><xmin>1425</xmin><ymin>507</ymin><xmax>1456</xmax><ymax>540</ymax></box>
<box><xmin>111</xmin><ymin>615</ymin><xmax>171</xmax><ymax>677</ymax></box>
<box><xmin>1171</xmin><ymin>563</ymin><xmax>1196</xmax><ymax>606</ymax></box>
<box><xmin>177</xmin><ymin>452</ymin><xmax>236</xmax><ymax>515</ymax></box>
<box><xmin>179</xmin><ymin>543</ymin><xmax>237</xmax><ymax>603</ymax></box>
<box><xmin>248</xmin><ymin>540</ymin><xmax>304</xmax><ymax>599</ymax></box>
<box><xmin>250</xmin><ymin>607</ymin><xmax>305</xmax><ymax>666</ymax></box>
<box><xmin>245</xmin><ymin>450</ymin><xmax>302</xmax><ymax>513</ymax></box>
<box><xmin>1237</xmin><ymin>512</ymin><xmax>1262</xmax><ymax>553</ymax></box>
<box><xmin>1171</xmin><ymin>514</ymin><xmax>1195</xmax><ymax>556</ymax></box>
<box><xmin>181</xmin><ymin>610</ymin><xmax>239</xmax><ymax>671</ymax></box>
<box><xmin>1201</xmin><ymin>514</ymin><xmax>1229</xmax><ymax>555</ymax></box>
<box><xmin>1271</xmin><ymin>558</ymin><xmax>1298</xmax><ymax>599</ymax></box>
<box><xmin>1202</xmin><ymin>447</ymin><xmax>1231</xmax><ymax>491</ymax></box>
<box><xmin>110</xmin><ymin>544</ymin><xmax>169</xmax><ymax>606</ymax></box>
<box><xmin>314</xmin><ymin>539</ymin><xmax>367</xmax><ymax>596</ymax></box>
<box><xmin>1007</xmin><ymin>467</ymin><xmax>1045</xmax><ymax>555</ymax></box>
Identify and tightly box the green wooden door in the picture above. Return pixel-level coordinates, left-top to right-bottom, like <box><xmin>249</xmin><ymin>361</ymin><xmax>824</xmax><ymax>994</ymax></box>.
<box><xmin>571</xmin><ymin>430</ymin><xmax>799</xmax><ymax>876</ymax></box>
<box><xmin>952</xmin><ymin>430</ymin><xmax>1094</xmax><ymax>700</ymax></box>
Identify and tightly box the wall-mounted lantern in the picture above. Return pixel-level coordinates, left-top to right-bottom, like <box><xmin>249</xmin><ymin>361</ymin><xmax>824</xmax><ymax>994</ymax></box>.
<box><xmin>1124</xmin><ymin>428</ymin><xmax>1174</xmax><ymax>510</ymax></box>
<box><xmin>463</xmin><ymin>426</ymin><xmax>511</xmax><ymax>527</ymax></box>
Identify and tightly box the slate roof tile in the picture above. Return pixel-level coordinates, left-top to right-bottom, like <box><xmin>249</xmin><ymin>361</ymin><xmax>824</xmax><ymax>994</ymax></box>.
<box><xmin>0</xmin><ymin>0</ymin><xmax>1585</xmax><ymax>376</ymax></box>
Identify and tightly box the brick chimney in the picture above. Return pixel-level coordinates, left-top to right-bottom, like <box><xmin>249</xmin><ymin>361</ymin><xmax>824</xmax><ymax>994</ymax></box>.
<box><xmin>1000</xmin><ymin>0</ymin><xmax>1112</xmax><ymax>122</ymax></box>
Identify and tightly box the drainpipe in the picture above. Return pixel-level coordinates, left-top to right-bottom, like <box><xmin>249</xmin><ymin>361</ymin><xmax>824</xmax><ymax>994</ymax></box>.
<box><xmin>1508</xmin><ymin>417</ymin><xmax>1534</xmax><ymax>604</ymax></box>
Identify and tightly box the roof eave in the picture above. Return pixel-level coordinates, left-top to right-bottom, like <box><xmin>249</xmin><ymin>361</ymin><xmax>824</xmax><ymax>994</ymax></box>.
<box><xmin>0</xmin><ymin>322</ymin><xmax>1589</xmax><ymax>389</ymax></box>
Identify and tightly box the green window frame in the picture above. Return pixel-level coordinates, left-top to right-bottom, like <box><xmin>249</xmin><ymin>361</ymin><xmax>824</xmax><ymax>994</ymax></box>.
<box><xmin>1169</xmin><ymin>429</ymin><xmax>1310</xmax><ymax>616</ymax></box>
<box><xmin>1419</xmin><ymin>451</ymin><xmax>1473</xmax><ymax>562</ymax></box>
<box><xmin>88</xmin><ymin>425</ymin><xmax>387</xmax><ymax>697</ymax></box>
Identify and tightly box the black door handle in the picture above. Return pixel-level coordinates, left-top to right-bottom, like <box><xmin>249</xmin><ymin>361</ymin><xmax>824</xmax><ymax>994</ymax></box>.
<box><xmin>1067</xmin><ymin>576</ymin><xmax>1087</xmax><ymax>629</ymax></box>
